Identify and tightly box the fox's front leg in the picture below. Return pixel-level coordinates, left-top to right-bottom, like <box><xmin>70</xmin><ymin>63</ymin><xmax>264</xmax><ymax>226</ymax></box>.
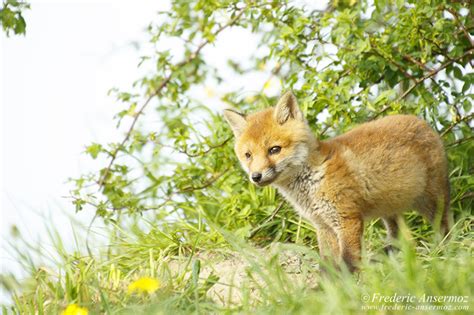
<box><xmin>315</xmin><ymin>224</ymin><xmax>340</xmax><ymax>271</ymax></box>
<box><xmin>338</xmin><ymin>213</ymin><xmax>363</xmax><ymax>272</ymax></box>
<box><xmin>315</xmin><ymin>215</ymin><xmax>362</xmax><ymax>273</ymax></box>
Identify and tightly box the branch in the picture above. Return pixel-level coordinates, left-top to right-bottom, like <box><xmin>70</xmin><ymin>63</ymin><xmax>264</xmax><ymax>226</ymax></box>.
<box><xmin>397</xmin><ymin>49</ymin><xmax>474</xmax><ymax>101</ymax></box>
<box><xmin>441</xmin><ymin>113</ymin><xmax>474</xmax><ymax>137</ymax></box>
<box><xmin>98</xmin><ymin>7</ymin><xmax>248</xmax><ymax>187</ymax></box>
<box><xmin>373</xmin><ymin>48</ymin><xmax>474</xmax><ymax>119</ymax></box>
<box><xmin>72</xmin><ymin>171</ymin><xmax>228</xmax><ymax>214</ymax></box>
<box><xmin>402</xmin><ymin>54</ymin><xmax>432</xmax><ymax>71</ymax></box>
<box><xmin>375</xmin><ymin>50</ymin><xmax>416</xmax><ymax>82</ymax></box>
<box><xmin>155</xmin><ymin>137</ymin><xmax>232</xmax><ymax>158</ymax></box>
<box><xmin>447</xmin><ymin>7</ymin><xmax>474</xmax><ymax>48</ymax></box>
<box><xmin>369</xmin><ymin>41</ymin><xmax>417</xmax><ymax>82</ymax></box>
<box><xmin>447</xmin><ymin>135</ymin><xmax>474</xmax><ymax>148</ymax></box>
<box><xmin>179</xmin><ymin>171</ymin><xmax>228</xmax><ymax>193</ymax></box>
<box><xmin>319</xmin><ymin>122</ymin><xmax>332</xmax><ymax>137</ymax></box>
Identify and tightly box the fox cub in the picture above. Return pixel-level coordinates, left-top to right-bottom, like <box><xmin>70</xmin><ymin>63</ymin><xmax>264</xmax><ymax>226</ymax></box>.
<box><xmin>224</xmin><ymin>91</ymin><xmax>451</xmax><ymax>272</ymax></box>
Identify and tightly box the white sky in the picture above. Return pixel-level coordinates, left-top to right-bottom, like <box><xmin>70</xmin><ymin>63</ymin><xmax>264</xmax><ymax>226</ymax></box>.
<box><xmin>0</xmin><ymin>0</ymin><xmax>172</xmax><ymax>303</ymax></box>
<box><xmin>0</xmin><ymin>0</ymin><xmax>328</xmax><ymax>304</ymax></box>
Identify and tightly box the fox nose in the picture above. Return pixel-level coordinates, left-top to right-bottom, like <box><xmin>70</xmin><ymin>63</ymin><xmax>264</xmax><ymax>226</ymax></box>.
<box><xmin>251</xmin><ymin>172</ymin><xmax>262</xmax><ymax>183</ymax></box>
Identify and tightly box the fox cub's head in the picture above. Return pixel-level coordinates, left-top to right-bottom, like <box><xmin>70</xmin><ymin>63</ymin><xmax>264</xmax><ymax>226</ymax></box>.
<box><xmin>224</xmin><ymin>91</ymin><xmax>316</xmax><ymax>186</ymax></box>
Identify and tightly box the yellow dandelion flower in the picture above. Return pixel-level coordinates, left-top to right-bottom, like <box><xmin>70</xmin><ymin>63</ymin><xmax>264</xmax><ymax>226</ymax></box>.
<box><xmin>61</xmin><ymin>304</ymin><xmax>88</xmax><ymax>315</ymax></box>
<box><xmin>128</xmin><ymin>277</ymin><xmax>160</xmax><ymax>294</ymax></box>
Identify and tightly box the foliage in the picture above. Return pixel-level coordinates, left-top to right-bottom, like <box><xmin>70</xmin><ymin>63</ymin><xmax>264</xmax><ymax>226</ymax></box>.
<box><xmin>2</xmin><ymin>0</ymin><xmax>474</xmax><ymax>313</ymax></box>
<box><xmin>71</xmin><ymin>0</ymin><xmax>472</xmax><ymax>240</ymax></box>
<box><xmin>0</xmin><ymin>0</ymin><xmax>29</xmax><ymax>36</ymax></box>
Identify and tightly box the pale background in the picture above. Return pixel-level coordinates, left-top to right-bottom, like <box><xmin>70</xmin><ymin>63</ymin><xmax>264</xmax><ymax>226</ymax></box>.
<box><xmin>0</xmin><ymin>0</ymin><xmax>327</xmax><ymax>304</ymax></box>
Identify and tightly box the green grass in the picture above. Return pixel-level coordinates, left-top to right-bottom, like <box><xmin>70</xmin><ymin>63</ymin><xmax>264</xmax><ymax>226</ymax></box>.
<box><xmin>1</xmin><ymin>210</ymin><xmax>473</xmax><ymax>314</ymax></box>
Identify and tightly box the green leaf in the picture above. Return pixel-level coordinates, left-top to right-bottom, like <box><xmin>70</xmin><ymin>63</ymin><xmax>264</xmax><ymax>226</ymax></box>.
<box><xmin>453</xmin><ymin>66</ymin><xmax>463</xmax><ymax>81</ymax></box>
<box><xmin>85</xmin><ymin>143</ymin><xmax>103</xmax><ymax>159</ymax></box>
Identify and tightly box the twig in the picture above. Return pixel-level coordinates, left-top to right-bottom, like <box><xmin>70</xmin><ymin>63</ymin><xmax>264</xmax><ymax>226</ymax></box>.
<box><xmin>447</xmin><ymin>135</ymin><xmax>474</xmax><ymax>148</ymax></box>
<box><xmin>370</xmin><ymin>42</ymin><xmax>416</xmax><ymax>82</ymax></box>
<box><xmin>156</xmin><ymin>137</ymin><xmax>232</xmax><ymax>158</ymax></box>
<box><xmin>319</xmin><ymin>123</ymin><xmax>332</xmax><ymax>137</ymax></box>
<box><xmin>71</xmin><ymin>171</ymin><xmax>227</xmax><ymax>215</ymax></box>
<box><xmin>441</xmin><ymin>113</ymin><xmax>474</xmax><ymax>137</ymax></box>
<box><xmin>402</xmin><ymin>54</ymin><xmax>432</xmax><ymax>71</ymax></box>
<box><xmin>398</xmin><ymin>48</ymin><xmax>473</xmax><ymax>101</ymax></box>
<box><xmin>447</xmin><ymin>7</ymin><xmax>474</xmax><ymax>47</ymax></box>
<box><xmin>179</xmin><ymin>171</ymin><xmax>228</xmax><ymax>193</ymax></box>
<box><xmin>373</xmin><ymin>48</ymin><xmax>474</xmax><ymax>119</ymax></box>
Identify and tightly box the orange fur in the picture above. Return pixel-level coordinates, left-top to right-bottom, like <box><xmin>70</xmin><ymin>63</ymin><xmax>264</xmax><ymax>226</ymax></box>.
<box><xmin>224</xmin><ymin>92</ymin><xmax>451</xmax><ymax>272</ymax></box>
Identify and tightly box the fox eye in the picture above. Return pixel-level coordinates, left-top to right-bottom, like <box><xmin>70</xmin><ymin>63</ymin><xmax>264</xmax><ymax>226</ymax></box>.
<box><xmin>269</xmin><ymin>146</ymin><xmax>281</xmax><ymax>155</ymax></box>
<box><xmin>245</xmin><ymin>152</ymin><xmax>251</xmax><ymax>159</ymax></box>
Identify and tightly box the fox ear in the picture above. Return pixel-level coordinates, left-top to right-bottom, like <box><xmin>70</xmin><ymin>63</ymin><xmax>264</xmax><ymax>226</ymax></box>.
<box><xmin>274</xmin><ymin>91</ymin><xmax>303</xmax><ymax>124</ymax></box>
<box><xmin>223</xmin><ymin>109</ymin><xmax>247</xmax><ymax>137</ymax></box>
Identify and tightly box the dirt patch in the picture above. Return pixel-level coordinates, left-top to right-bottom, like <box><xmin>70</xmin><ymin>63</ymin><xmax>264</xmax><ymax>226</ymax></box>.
<box><xmin>163</xmin><ymin>243</ymin><xmax>321</xmax><ymax>305</ymax></box>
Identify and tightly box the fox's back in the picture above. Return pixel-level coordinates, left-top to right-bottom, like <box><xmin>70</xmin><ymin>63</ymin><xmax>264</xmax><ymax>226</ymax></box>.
<box><xmin>320</xmin><ymin>115</ymin><xmax>448</xmax><ymax>217</ymax></box>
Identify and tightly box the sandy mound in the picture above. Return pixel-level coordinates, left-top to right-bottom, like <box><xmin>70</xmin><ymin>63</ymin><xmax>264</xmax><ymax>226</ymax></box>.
<box><xmin>164</xmin><ymin>243</ymin><xmax>320</xmax><ymax>305</ymax></box>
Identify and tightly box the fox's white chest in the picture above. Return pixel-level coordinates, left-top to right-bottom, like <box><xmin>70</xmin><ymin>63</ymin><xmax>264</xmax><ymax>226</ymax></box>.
<box><xmin>275</xmin><ymin>165</ymin><xmax>340</xmax><ymax>229</ymax></box>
